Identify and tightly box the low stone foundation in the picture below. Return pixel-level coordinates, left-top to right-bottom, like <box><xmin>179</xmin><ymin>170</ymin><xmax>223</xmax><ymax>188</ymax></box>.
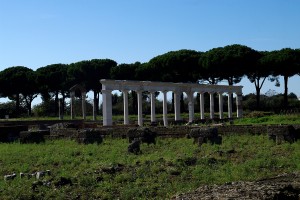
<box><xmin>188</xmin><ymin>128</ymin><xmax>222</xmax><ymax>147</ymax></box>
<box><xmin>0</xmin><ymin>125</ymin><xmax>28</xmax><ymax>142</ymax></box>
<box><xmin>1</xmin><ymin>121</ymin><xmax>300</xmax><ymax>143</ymax></box>
<box><xmin>267</xmin><ymin>125</ymin><xmax>298</xmax><ymax>144</ymax></box>
<box><xmin>47</xmin><ymin>126</ymin><xmax>104</xmax><ymax>144</ymax></box>
<box><xmin>47</xmin><ymin>124</ymin><xmax>300</xmax><ymax>140</ymax></box>
<box><xmin>19</xmin><ymin>130</ymin><xmax>49</xmax><ymax>144</ymax></box>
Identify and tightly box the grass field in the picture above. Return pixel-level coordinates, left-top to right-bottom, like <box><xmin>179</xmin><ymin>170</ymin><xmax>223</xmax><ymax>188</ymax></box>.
<box><xmin>2</xmin><ymin>113</ymin><xmax>300</xmax><ymax>125</ymax></box>
<box><xmin>1</xmin><ymin>134</ymin><xmax>300</xmax><ymax>199</ymax></box>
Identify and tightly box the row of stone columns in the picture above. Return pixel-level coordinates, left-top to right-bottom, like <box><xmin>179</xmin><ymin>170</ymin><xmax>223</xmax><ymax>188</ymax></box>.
<box><xmin>100</xmin><ymin>79</ymin><xmax>243</xmax><ymax>126</ymax></box>
<box><xmin>117</xmin><ymin>90</ymin><xmax>242</xmax><ymax>127</ymax></box>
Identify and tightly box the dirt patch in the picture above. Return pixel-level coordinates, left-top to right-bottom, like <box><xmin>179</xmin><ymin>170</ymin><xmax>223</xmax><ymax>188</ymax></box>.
<box><xmin>172</xmin><ymin>172</ymin><xmax>300</xmax><ymax>200</ymax></box>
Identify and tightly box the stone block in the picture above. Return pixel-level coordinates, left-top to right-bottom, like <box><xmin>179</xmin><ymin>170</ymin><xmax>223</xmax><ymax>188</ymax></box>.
<box><xmin>127</xmin><ymin>127</ymin><xmax>157</xmax><ymax>145</ymax></box>
<box><xmin>19</xmin><ymin>130</ymin><xmax>46</xmax><ymax>144</ymax></box>
<box><xmin>267</xmin><ymin>125</ymin><xmax>297</xmax><ymax>144</ymax></box>
<box><xmin>189</xmin><ymin>127</ymin><xmax>222</xmax><ymax>147</ymax></box>
<box><xmin>0</xmin><ymin>125</ymin><xmax>28</xmax><ymax>142</ymax></box>
<box><xmin>75</xmin><ymin>129</ymin><xmax>103</xmax><ymax>144</ymax></box>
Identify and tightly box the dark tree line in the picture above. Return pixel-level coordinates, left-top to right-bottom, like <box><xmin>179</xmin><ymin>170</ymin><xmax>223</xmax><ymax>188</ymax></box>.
<box><xmin>0</xmin><ymin>45</ymin><xmax>299</xmax><ymax>117</ymax></box>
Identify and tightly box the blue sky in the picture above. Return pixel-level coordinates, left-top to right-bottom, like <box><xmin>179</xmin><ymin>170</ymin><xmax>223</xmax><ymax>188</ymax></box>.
<box><xmin>1</xmin><ymin>0</ymin><xmax>299</xmax><ymax>101</ymax></box>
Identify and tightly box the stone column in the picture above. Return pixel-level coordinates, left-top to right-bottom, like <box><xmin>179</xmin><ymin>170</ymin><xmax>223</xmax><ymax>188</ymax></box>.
<box><xmin>150</xmin><ymin>91</ymin><xmax>156</xmax><ymax>123</ymax></box>
<box><xmin>228</xmin><ymin>92</ymin><xmax>233</xmax><ymax>119</ymax></box>
<box><xmin>174</xmin><ymin>91</ymin><xmax>181</xmax><ymax>121</ymax></box>
<box><xmin>199</xmin><ymin>92</ymin><xmax>205</xmax><ymax>120</ymax></box>
<box><xmin>236</xmin><ymin>92</ymin><xmax>243</xmax><ymax>118</ymax></box>
<box><xmin>82</xmin><ymin>92</ymin><xmax>86</xmax><ymax>120</ymax></box>
<box><xmin>162</xmin><ymin>91</ymin><xmax>168</xmax><ymax>126</ymax></box>
<box><xmin>70</xmin><ymin>92</ymin><xmax>75</xmax><ymax>120</ymax></box>
<box><xmin>123</xmin><ymin>90</ymin><xmax>129</xmax><ymax>125</ymax></box>
<box><xmin>137</xmin><ymin>90</ymin><xmax>143</xmax><ymax>126</ymax></box>
<box><xmin>209</xmin><ymin>92</ymin><xmax>214</xmax><ymax>119</ymax></box>
<box><xmin>218</xmin><ymin>92</ymin><xmax>224</xmax><ymax>119</ymax></box>
<box><xmin>187</xmin><ymin>92</ymin><xmax>194</xmax><ymax>123</ymax></box>
<box><xmin>102</xmin><ymin>90</ymin><xmax>113</xmax><ymax>126</ymax></box>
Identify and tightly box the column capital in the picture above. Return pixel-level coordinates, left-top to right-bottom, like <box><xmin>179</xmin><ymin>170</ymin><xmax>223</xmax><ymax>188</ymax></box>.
<box><xmin>70</xmin><ymin>91</ymin><xmax>75</xmax><ymax>98</ymax></box>
<box><xmin>148</xmin><ymin>90</ymin><xmax>156</xmax><ymax>94</ymax></box>
<box><xmin>101</xmin><ymin>89</ymin><xmax>112</xmax><ymax>94</ymax></box>
<box><xmin>136</xmin><ymin>90</ymin><xmax>143</xmax><ymax>94</ymax></box>
<box><xmin>173</xmin><ymin>89</ymin><xmax>183</xmax><ymax>94</ymax></box>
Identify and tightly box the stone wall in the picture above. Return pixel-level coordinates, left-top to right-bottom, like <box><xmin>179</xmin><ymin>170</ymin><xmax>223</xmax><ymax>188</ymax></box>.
<box><xmin>1</xmin><ymin>121</ymin><xmax>299</xmax><ymax>142</ymax></box>
<box><xmin>95</xmin><ymin>124</ymin><xmax>300</xmax><ymax>138</ymax></box>
<box><xmin>0</xmin><ymin>125</ymin><xmax>28</xmax><ymax>142</ymax></box>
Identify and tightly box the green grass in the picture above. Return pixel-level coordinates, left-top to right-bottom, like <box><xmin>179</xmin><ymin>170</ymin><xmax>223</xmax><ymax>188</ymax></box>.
<box><xmin>2</xmin><ymin>113</ymin><xmax>299</xmax><ymax>125</ymax></box>
<box><xmin>1</xmin><ymin>135</ymin><xmax>300</xmax><ymax>199</ymax></box>
<box><xmin>234</xmin><ymin>114</ymin><xmax>300</xmax><ymax>125</ymax></box>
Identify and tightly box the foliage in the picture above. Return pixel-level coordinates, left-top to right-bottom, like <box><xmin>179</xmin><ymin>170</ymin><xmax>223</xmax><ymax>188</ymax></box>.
<box><xmin>200</xmin><ymin>44</ymin><xmax>259</xmax><ymax>85</ymax></box>
<box><xmin>68</xmin><ymin>59</ymin><xmax>117</xmax><ymax>92</ymax></box>
<box><xmin>246</xmin><ymin>51</ymin><xmax>276</xmax><ymax>109</ymax></box>
<box><xmin>243</xmin><ymin>92</ymin><xmax>300</xmax><ymax>112</ymax></box>
<box><xmin>111</xmin><ymin>62</ymin><xmax>141</xmax><ymax>80</ymax></box>
<box><xmin>1</xmin><ymin>45</ymin><xmax>300</xmax><ymax>118</ymax></box>
<box><xmin>0</xmin><ymin>66</ymin><xmax>38</xmax><ymax>116</ymax></box>
<box><xmin>139</xmin><ymin>49</ymin><xmax>202</xmax><ymax>82</ymax></box>
<box><xmin>35</xmin><ymin>63</ymin><xmax>70</xmax><ymax>116</ymax></box>
<box><xmin>260</xmin><ymin>48</ymin><xmax>300</xmax><ymax>108</ymax></box>
<box><xmin>32</xmin><ymin>99</ymin><xmax>94</xmax><ymax>118</ymax></box>
<box><xmin>32</xmin><ymin>100</ymin><xmax>57</xmax><ymax>117</ymax></box>
<box><xmin>1</xmin><ymin>135</ymin><xmax>300</xmax><ymax>199</ymax></box>
<box><xmin>0</xmin><ymin>101</ymin><xmax>27</xmax><ymax>118</ymax></box>
<box><xmin>68</xmin><ymin>59</ymin><xmax>117</xmax><ymax>116</ymax></box>
<box><xmin>36</xmin><ymin>64</ymin><xmax>70</xmax><ymax>100</ymax></box>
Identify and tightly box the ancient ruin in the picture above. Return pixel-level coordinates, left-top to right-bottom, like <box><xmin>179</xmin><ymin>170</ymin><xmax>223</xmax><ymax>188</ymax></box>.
<box><xmin>100</xmin><ymin>79</ymin><xmax>243</xmax><ymax>126</ymax></box>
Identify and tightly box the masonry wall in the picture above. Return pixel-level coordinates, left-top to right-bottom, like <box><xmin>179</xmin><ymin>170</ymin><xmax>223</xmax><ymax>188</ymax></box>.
<box><xmin>1</xmin><ymin>121</ymin><xmax>300</xmax><ymax>141</ymax></box>
<box><xmin>97</xmin><ymin>124</ymin><xmax>300</xmax><ymax>138</ymax></box>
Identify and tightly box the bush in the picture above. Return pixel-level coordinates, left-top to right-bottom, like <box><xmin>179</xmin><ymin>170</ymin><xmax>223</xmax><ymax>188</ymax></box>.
<box><xmin>0</xmin><ymin>101</ymin><xmax>27</xmax><ymax>118</ymax></box>
<box><xmin>245</xmin><ymin>111</ymin><xmax>274</xmax><ymax>118</ymax></box>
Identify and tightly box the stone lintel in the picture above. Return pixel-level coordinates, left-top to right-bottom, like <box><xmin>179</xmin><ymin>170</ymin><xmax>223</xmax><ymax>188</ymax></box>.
<box><xmin>100</xmin><ymin>79</ymin><xmax>243</xmax><ymax>94</ymax></box>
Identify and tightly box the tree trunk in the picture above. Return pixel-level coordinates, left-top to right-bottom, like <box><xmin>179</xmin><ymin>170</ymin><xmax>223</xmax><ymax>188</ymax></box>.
<box><xmin>256</xmin><ymin>85</ymin><xmax>261</xmax><ymax>110</ymax></box>
<box><xmin>24</xmin><ymin>95</ymin><xmax>35</xmax><ymax>117</ymax></box>
<box><xmin>61</xmin><ymin>93</ymin><xmax>66</xmax><ymax>115</ymax></box>
<box><xmin>253</xmin><ymin>76</ymin><xmax>266</xmax><ymax>110</ymax></box>
<box><xmin>27</xmin><ymin>101</ymin><xmax>32</xmax><ymax>116</ymax></box>
<box><xmin>283</xmin><ymin>75</ymin><xmax>289</xmax><ymax>109</ymax></box>
<box><xmin>93</xmin><ymin>91</ymin><xmax>97</xmax><ymax>120</ymax></box>
<box><xmin>54</xmin><ymin>91</ymin><xmax>59</xmax><ymax>116</ymax></box>
<box><xmin>16</xmin><ymin>93</ymin><xmax>20</xmax><ymax>116</ymax></box>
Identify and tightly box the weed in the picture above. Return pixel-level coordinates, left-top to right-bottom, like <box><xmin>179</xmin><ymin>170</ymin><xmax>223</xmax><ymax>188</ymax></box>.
<box><xmin>1</xmin><ymin>135</ymin><xmax>300</xmax><ymax>199</ymax></box>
